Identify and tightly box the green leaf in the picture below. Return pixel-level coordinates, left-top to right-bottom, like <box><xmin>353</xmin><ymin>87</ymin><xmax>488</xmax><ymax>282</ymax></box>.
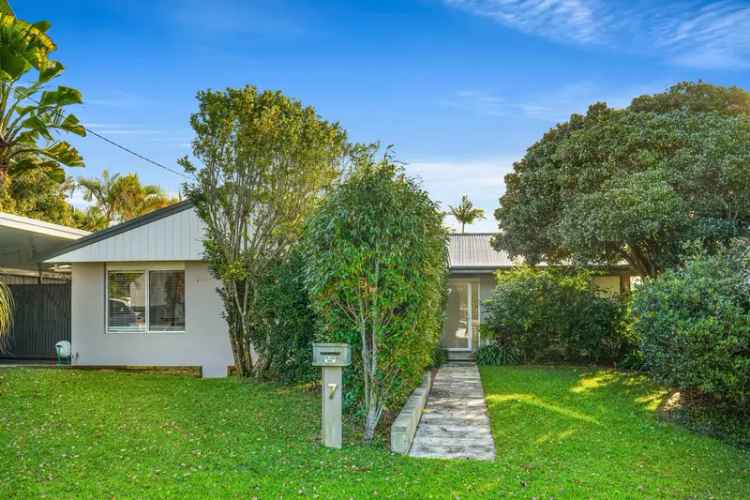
<box><xmin>60</xmin><ymin>113</ymin><xmax>86</xmax><ymax>136</ymax></box>
<box><xmin>39</xmin><ymin>86</ymin><xmax>83</xmax><ymax>107</ymax></box>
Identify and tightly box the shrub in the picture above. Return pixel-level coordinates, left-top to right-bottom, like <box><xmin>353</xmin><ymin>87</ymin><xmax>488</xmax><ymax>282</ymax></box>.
<box><xmin>476</xmin><ymin>343</ymin><xmax>521</xmax><ymax>366</ymax></box>
<box><xmin>483</xmin><ymin>266</ymin><xmax>633</xmax><ymax>365</ymax></box>
<box><xmin>251</xmin><ymin>248</ymin><xmax>317</xmax><ymax>384</ymax></box>
<box><xmin>632</xmin><ymin>242</ymin><xmax>750</xmax><ymax>410</ymax></box>
<box><xmin>303</xmin><ymin>148</ymin><xmax>448</xmax><ymax>440</ymax></box>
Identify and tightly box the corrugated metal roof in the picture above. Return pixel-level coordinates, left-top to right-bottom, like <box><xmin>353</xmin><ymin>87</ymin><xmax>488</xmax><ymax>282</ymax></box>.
<box><xmin>448</xmin><ymin>233</ymin><xmax>514</xmax><ymax>270</ymax></box>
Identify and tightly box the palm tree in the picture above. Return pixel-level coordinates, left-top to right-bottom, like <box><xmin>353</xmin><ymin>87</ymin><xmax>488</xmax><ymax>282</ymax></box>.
<box><xmin>0</xmin><ymin>5</ymin><xmax>86</xmax><ymax>183</ymax></box>
<box><xmin>0</xmin><ymin>281</ymin><xmax>14</xmax><ymax>353</ymax></box>
<box><xmin>448</xmin><ymin>194</ymin><xmax>485</xmax><ymax>233</ymax></box>
<box><xmin>78</xmin><ymin>170</ymin><xmax>175</xmax><ymax>227</ymax></box>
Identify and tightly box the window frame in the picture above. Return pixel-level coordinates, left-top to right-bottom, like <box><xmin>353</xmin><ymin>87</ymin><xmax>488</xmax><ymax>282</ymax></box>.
<box><xmin>105</xmin><ymin>263</ymin><xmax>186</xmax><ymax>335</ymax></box>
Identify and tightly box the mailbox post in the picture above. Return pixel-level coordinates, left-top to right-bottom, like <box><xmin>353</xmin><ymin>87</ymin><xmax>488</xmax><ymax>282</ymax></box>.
<box><xmin>312</xmin><ymin>343</ymin><xmax>351</xmax><ymax>449</ymax></box>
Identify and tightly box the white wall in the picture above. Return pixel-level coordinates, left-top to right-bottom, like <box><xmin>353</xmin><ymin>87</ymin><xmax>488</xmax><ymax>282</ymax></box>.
<box><xmin>71</xmin><ymin>261</ymin><xmax>233</xmax><ymax>377</ymax></box>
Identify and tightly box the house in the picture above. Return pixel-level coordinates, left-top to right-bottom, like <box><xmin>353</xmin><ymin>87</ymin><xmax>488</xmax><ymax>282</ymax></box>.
<box><xmin>0</xmin><ymin>212</ymin><xmax>90</xmax><ymax>359</ymax></box>
<box><xmin>442</xmin><ymin>233</ymin><xmax>633</xmax><ymax>357</ymax></box>
<box><xmin>45</xmin><ymin>202</ymin><xmax>633</xmax><ymax>376</ymax></box>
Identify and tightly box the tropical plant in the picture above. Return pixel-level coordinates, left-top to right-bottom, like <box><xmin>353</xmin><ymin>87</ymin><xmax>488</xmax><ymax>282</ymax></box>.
<box><xmin>0</xmin><ymin>281</ymin><xmax>13</xmax><ymax>352</ymax></box>
<box><xmin>632</xmin><ymin>240</ymin><xmax>750</xmax><ymax>411</ymax></box>
<box><xmin>182</xmin><ymin>85</ymin><xmax>347</xmax><ymax>377</ymax></box>
<box><xmin>78</xmin><ymin>169</ymin><xmax>174</xmax><ymax>228</ymax></box>
<box><xmin>0</xmin><ymin>170</ymin><xmax>79</xmax><ymax>226</ymax></box>
<box><xmin>448</xmin><ymin>194</ymin><xmax>485</xmax><ymax>233</ymax></box>
<box><xmin>494</xmin><ymin>83</ymin><xmax>750</xmax><ymax>277</ymax></box>
<box><xmin>303</xmin><ymin>147</ymin><xmax>449</xmax><ymax>441</ymax></box>
<box><xmin>0</xmin><ymin>4</ymin><xmax>85</xmax><ymax>183</ymax></box>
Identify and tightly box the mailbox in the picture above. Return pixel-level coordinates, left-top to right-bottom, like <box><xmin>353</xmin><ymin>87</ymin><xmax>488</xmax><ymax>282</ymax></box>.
<box><xmin>312</xmin><ymin>343</ymin><xmax>351</xmax><ymax>367</ymax></box>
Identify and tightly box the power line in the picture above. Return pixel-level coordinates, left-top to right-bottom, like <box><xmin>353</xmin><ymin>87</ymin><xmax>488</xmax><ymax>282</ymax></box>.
<box><xmin>27</xmin><ymin>95</ymin><xmax>192</xmax><ymax>180</ymax></box>
<box><xmin>82</xmin><ymin>125</ymin><xmax>191</xmax><ymax>180</ymax></box>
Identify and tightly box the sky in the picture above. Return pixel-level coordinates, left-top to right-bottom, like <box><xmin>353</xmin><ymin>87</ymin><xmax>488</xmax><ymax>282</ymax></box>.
<box><xmin>17</xmin><ymin>0</ymin><xmax>750</xmax><ymax>232</ymax></box>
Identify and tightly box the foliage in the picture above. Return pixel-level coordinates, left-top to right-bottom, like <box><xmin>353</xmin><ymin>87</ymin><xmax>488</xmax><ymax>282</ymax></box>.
<box><xmin>448</xmin><ymin>193</ymin><xmax>485</xmax><ymax>233</ymax></box>
<box><xmin>182</xmin><ymin>85</ymin><xmax>346</xmax><ymax>377</ymax></box>
<box><xmin>303</xmin><ymin>148</ymin><xmax>448</xmax><ymax>440</ymax></box>
<box><xmin>0</xmin><ymin>7</ymin><xmax>85</xmax><ymax>183</ymax></box>
<box><xmin>630</xmin><ymin>81</ymin><xmax>750</xmax><ymax>116</ymax></box>
<box><xmin>494</xmin><ymin>83</ymin><xmax>750</xmax><ymax>277</ymax></box>
<box><xmin>430</xmin><ymin>346</ymin><xmax>448</xmax><ymax>368</ymax></box>
<box><xmin>482</xmin><ymin>266</ymin><xmax>632</xmax><ymax>365</ymax></box>
<box><xmin>3</xmin><ymin>368</ymin><xmax>750</xmax><ymax>498</ymax></box>
<box><xmin>0</xmin><ymin>281</ymin><xmax>13</xmax><ymax>351</ymax></box>
<box><xmin>476</xmin><ymin>342</ymin><xmax>521</xmax><ymax>366</ymax></box>
<box><xmin>0</xmin><ymin>170</ymin><xmax>80</xmax><ymax>225</ymax></box>
<box><xmin>77</xmin><ymin>169</ymin><xmax>175</xmax><ymax>229</ymax></box>
<box><xmin>251</xmin><ymin>248</ymin><xmax>317</xmax><ymax>383</ymax></box>
<box><xmin>632</xmin><ymin>241</ymin><xmax>750</xmax><ymax>411</ymax></box>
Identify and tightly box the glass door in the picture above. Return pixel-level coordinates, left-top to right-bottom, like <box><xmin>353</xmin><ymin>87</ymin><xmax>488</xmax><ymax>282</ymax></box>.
<box><xmin>441</xmin><ymin>280</ymin><xmax>474</xmax><ymax>351</ymax></box>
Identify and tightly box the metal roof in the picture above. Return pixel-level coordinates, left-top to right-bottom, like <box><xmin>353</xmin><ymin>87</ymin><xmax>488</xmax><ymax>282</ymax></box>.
<box><xmin>448</xmin><ymin>233</ymin><xmax>515</xmax><ymax>271</ymax></box>
<box><xmin>0</xmin><ymin>212</ymin><xmax>90</xmax><ymax>270</ymax></box>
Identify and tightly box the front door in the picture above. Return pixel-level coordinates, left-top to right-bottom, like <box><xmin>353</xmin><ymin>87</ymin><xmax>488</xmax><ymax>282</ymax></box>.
<box><xmin>441</xmin><ymin>280</ymin><xmax>479</xmax><ymax>351</ymax></box>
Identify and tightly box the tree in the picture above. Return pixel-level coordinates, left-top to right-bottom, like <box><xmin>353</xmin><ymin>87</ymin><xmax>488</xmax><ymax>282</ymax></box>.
<box><xmin>0</xmin><ymin>5</ymin><xmax>85</xmax><ymax>183</ymax></box>
<box><xmin>78</xmin><ymin>169</ymin><xmax>174</xmax><ymax>228</ymax></box>
<box><xmin>448</xmin><ymin>194</ymin><xmax>485</xmax><ymax>233</ymax></box>
<box><xmin>494</xmin><ymin>83</ymin><xmax>750</xmax><ymax>277</ymax></box>
<box><xmin>181</xmin><ymin>85</ymin><xmax>347</xmax><ymax>377</ymax></box>
<box><xmin>0</xmin><ymin>170</ymin><xmax>79</xmax><ymax>226</ymax></box>
<box><xmin>303</xmin><ymin>148</ymin><xmax>449</xmax><ymax>441</ymax></box>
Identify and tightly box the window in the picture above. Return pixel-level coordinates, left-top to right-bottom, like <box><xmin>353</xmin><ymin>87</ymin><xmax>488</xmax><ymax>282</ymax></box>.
<box><xmin>107</xmin><ymin>267</ymin><xmax>185</xmax><ymax>333</ymax></box>
<box><xmin>148</xmin><ymin>270</ymin><xmax>185</xmax><ymax>332</ymax></box>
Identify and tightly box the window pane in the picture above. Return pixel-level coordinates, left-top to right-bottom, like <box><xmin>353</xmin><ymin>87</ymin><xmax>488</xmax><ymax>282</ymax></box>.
<box><xmin>148</xmin><ymin>270</ymin><xmax>185</xmax><ymax>332</ymax></box>
<box><xmin>108</xmin><ymin>271</ymin><xmax>146</xmax><ymax>332</ymax></box>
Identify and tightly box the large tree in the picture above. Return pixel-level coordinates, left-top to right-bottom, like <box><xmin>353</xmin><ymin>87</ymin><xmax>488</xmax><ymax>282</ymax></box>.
<box><xmin>0</xmin><ymin>5</ymin><xmax>85</xmax><ymax>183</ymax></box>
<box><xmin>303</xmin><ymin>148</ymin><xmax>449</xmax><ymax>441</ymax></box>
<box><xmin>494</xmin><ymin>83</ymin><xmax>750</xmax><ymax>277</ymax></box>
<box><xmin>181</xmin><ymin>86</ymin><xmax>347</xmax><ymax>377</ymax></box>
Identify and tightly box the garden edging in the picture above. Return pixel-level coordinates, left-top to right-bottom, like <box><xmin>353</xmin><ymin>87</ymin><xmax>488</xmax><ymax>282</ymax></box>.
<box><xmin>390</xmin><ymin>370</ymin><xmax>433</xmax><ymax>454</ymax></box>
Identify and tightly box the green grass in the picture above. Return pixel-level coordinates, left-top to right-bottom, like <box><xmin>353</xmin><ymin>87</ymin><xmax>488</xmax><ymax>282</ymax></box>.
<box><xmin>1</xmin><ymin>366</ymin><xmax>749</xmax><ymax>498</ymax></box>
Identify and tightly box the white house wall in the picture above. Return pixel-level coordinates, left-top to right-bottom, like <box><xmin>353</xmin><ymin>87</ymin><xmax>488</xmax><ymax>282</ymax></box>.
<box><xmin>71</xmin><ymin>261</ymin><xmax>233</xmax><ymax>376</ymax></box>
<box><xmin>49</xmin><ymin>208</ymin><xmax>205</xmax><ymax>263</ymax></box>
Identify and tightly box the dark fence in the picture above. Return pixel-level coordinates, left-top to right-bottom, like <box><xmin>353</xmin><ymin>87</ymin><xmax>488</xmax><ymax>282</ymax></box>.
<box><xmin>3</xmin><ymin>284</ymin><xmax>71</xmax><ymax>360</ymax></box>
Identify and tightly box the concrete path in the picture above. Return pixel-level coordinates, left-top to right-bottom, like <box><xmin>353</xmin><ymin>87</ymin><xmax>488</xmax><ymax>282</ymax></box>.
<box><xmin>409</xmin><ymin>362</ymin><xmax>496</xmax><ymax>461</ymax></box>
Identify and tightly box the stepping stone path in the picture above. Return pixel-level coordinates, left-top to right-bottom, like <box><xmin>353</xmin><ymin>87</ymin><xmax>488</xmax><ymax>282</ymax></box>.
<box><xmin>409</xmin><ymin>362</ymin><xmax>496</xmax><ymax>460</ymax></box>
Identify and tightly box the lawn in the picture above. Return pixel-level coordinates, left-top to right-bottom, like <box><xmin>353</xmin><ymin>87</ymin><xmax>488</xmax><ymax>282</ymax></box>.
<box><xmin>1</xmin><ymin>366</ymin><xmax>749</xmax><ymax>498</ymax></box>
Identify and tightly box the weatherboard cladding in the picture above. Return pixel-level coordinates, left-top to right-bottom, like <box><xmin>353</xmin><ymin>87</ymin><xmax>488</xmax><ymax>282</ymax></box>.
<box><xmin>45</xmin><ymin>201</ymin><xmax>205</xmax><ymax>263</ymax></box>
<box><xmin>46</xmin><ymin>200</ymin><xmax>513</xmax><ymax>270</ymax></box>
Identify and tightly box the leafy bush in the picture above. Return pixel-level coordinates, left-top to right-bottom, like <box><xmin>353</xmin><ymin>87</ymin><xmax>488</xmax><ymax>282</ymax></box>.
<box><xmin>303</xmin><ymin>149</ymin><xmax>448</xmax><ymax>440</ymax></box>
<box><xmin>483</xmin><ymin>266</ymin><xmax>633</xmax><ymax>365</ymax></box>
<box><xmin>476</xmin><ymin>343</ymin><xmax>521</xmax><ymax>366</ymax></box>
<box><xmin>632</xmin><ymin>242</ymin><xmax>750</xmax><ymax>410</ymax></box>
<box><xmin>251</xmin><ymin>248</ymin><xmax>317</xmax><ymax>384</ymax></box>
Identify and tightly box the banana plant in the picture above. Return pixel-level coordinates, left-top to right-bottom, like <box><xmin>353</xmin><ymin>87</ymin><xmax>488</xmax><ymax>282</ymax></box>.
<box><xmin>0</xmin><ymin>6</ymin><xmax>85</xmax><ymax>183</ymax></box>
<box><xmin>0</xmin><ymin>281</ymin><xmax>13</xmax><ymax>352</ymax></box>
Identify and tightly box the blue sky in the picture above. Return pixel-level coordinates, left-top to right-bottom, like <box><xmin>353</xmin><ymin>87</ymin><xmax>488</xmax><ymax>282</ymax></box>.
<box><xmin>18</xmin><ymin>0</ymin><xmax>750</xmax><ymax>231</ymax></box>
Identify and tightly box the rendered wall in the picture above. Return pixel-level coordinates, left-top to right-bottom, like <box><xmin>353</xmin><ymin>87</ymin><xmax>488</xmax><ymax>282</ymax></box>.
<box><xmin>70</xmin><ymin>261</ymin><xmax>233</xmax><ymax>377</ymax></box>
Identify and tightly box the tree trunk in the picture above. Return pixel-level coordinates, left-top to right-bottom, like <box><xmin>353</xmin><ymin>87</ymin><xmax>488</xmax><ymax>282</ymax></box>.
<box><xmin>363</xmin><ymin>401</ymin><xmax>380</xmax><ymax>441</ymax></box>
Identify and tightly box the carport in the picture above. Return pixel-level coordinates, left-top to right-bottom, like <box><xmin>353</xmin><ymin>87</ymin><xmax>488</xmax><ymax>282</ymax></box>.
<box><xmin>0</xmin><ymin>212</ymin><xmax>89</xmax><ymax>359</ymax></box>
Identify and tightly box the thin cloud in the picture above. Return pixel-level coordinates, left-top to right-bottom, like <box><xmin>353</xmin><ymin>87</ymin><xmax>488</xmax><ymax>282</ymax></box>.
<box><xmin>445</xmin><ymin>0</ymin><xmax>750</xmax><ymax>69</ymax></box>
<box><xmin>445</xmin><ymin>0</ymin><xmax>603</xmax><ymax>44</ymax></box>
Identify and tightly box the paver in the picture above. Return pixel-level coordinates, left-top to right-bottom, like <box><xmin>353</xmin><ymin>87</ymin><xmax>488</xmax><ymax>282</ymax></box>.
<box><xmin>409</xmin><ymin>362</ymin><xmax>495</xmax><ymax>461</ymax></box>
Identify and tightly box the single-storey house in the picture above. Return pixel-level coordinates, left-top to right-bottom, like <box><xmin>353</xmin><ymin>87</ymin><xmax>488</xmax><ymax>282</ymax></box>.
<box><xmin>45</xmin><ymin>201</ymin><xmax>633</xmax><ymax>376</ymax></box>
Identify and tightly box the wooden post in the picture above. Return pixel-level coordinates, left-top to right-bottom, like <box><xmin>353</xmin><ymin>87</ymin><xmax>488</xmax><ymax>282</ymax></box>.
<box><xmin>321</xmin><ymin>366</ymin><xmax>343</xmax><ymax>449</ymax></box>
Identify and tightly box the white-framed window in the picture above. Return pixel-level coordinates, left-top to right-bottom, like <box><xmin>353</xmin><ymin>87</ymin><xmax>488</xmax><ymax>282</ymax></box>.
<box><xmin>106</xmin><ymin>264</ymin><xmax>186</xmax><ymax>334</ymax></box>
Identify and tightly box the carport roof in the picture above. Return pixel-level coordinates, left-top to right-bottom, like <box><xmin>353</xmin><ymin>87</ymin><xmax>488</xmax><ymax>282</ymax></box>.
<box><xmin>0</xmin><ymin>212</ymin><xmax>90</xmax><ymax>270</ymax></box>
